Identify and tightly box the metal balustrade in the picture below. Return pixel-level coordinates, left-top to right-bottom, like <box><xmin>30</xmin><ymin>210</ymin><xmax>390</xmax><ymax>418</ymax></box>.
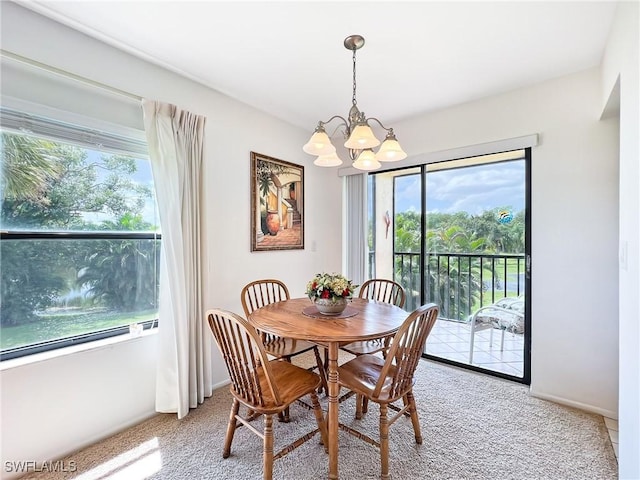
<box><xmin>370</xmin><ymin>251</ymin><xmax>525</xmax><ymax>320</ymax></box>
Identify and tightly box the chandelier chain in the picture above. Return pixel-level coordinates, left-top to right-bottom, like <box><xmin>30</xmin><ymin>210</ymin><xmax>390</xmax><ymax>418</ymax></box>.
<box><xmin>352</xmin><ymin>48</ymin><xmax>357</xmax><ymax>106</ymax></box>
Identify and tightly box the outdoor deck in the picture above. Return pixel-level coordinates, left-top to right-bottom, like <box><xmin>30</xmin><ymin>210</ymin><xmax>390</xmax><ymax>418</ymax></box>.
<box><xmin>425</xmin><ymin>318</ymin><xmax>524</xmax><ymax>377</ymax></box>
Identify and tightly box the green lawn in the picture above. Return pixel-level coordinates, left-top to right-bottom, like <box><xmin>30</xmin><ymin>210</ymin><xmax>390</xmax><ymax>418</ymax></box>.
<box><xmin>1</xmin><ymin>309</ymin><xmax>157</xmax><ymax>350</ymax></box>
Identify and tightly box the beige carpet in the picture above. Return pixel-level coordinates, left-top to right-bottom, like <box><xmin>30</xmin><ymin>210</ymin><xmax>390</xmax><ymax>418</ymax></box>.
<box><xmin>22</xmin><ymin>358</ymin><xmax>618</xmax><ymax>480</ymax></box>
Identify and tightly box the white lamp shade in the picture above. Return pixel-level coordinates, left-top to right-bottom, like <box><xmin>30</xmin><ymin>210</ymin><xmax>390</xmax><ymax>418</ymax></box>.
<box><xmin>303</xmin><ymin>130</ymin><xmax>336</xmax><ymax>155</ymax></box>
<box><xmin>314</xmin><ymin>152</ymin><xmax>343</xmax><ymax>167</ymax></box>
<box><xmin>375</xmin><ymin>138</ymin><xmax>407</xmax><ymax>162</ymax></box>
<box><xmin>344</xmin><ymin>124</ymin><xmax>380</xmax><ymax>149</ymax></box>
<box><xmin>352</xmin><ymin>149</ymin><xmax>381</xmax><ymax>171</ymax></box>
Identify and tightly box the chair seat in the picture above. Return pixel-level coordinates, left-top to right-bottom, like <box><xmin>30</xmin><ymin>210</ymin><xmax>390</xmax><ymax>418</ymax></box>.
<box><xmin>340</xmin><ymin>338</ymin><xmax>389</xmax><ymax>356</ymax></box>
<box><xmin>264</xmin><ymin>337</ymin><xmax>317</xmax><ymax>358</ymax></box>
<box><xmin>336</xmin><ymin>304</ymin><xmax>438</xmax><ymax>479</ymax></box>
<box><xmin>338</xmin><ymin>354</ymin><xmax>413</xmax><ymax>404</ymax></box>
<box><xmin>232</xmin><ymin>360</ymin><xmax>321</xmax><ymax>413</ymax></box>
<box><xmin>208</xmin><ymin>308</ymin><xmax>328</xmax><ymax>480</ymax></box>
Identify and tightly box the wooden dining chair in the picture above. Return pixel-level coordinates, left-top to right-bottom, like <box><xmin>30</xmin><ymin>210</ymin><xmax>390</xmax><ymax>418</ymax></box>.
<box><xmin>241</xmin><ymin>279</ymin><xmax>328</xmax><ymax>413</ymax></box>
<box><xmin>206</xmin><ymin>309</ymin><xmax>328</xmax><ymax>480</ymax></box>
<box><xmin>340</xmin><ymin>278</ymin><xmax>406</xmax><ymax>357</ymax></box>
<box><xmin>337</xmin><ymin>303</ymin><xmax>439</xmax><ymax>480</ymax></box>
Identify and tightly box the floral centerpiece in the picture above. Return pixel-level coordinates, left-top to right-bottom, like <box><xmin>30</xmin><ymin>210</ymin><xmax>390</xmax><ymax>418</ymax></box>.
<box><xmin>306</xmin><ymin>273</ymin><xmax>357</xmax><ymax>315</ymax></box>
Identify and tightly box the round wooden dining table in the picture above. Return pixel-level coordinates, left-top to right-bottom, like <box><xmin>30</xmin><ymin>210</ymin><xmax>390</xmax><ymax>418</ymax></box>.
<box><xmin>249</xmin><ymin>296</ymin><xmax>408</xmax><ymax>480</ymax></box>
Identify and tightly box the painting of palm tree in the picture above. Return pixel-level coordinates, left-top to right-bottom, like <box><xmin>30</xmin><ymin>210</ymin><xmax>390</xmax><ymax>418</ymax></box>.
<box><xmin>250</xmin><ymin>152</ymin><xmax>304</xmax><ymax>251</ymax></box>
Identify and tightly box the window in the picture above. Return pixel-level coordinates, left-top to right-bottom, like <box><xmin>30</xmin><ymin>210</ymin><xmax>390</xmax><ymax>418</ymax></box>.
<box><xmin>1</xmin><ymin>108</ymin><xmax>160</xmax><ymax>360</ymax></box>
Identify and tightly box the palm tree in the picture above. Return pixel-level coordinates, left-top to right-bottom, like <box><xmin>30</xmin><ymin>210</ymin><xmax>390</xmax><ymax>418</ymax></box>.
<box><xmin>1</xmin><ymin>133</ymin><xmax>61</xmax><ymax>202</ymax></box>
<box><xmin>76</xmin><ymin>215</ymin><xmax>159</xmax><ymax>312</ymax></box>
<box><xmin>256</xmin><ymin>159</ymin><xmax>298</xmax><ymax>234</ymax></box>
<box><xmin>77</xmin><ymin>239</ymin><xmax>158</xmax><ymax>311</ymax></box>
<box><xmin>423</xmin><ymin>226</ymin><xmax>485</xmax><ymax>320</ymax></box>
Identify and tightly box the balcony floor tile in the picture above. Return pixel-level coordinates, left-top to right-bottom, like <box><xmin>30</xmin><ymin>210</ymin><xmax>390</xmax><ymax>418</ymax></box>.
<box><xmin>426</xmin><ymin>319</ymin><xmax>524</xmax><ymax>379</ymax></box>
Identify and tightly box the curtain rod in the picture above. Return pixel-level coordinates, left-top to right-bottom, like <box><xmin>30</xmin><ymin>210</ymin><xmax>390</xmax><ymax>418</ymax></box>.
<box><xmin>1</xmin><ymin>49</ymin><xmax>143</xmax><ymax>102</ymax></box>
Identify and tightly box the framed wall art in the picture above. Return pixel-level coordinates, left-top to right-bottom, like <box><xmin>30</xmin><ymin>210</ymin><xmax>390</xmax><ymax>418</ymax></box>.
<box><xmin>250</xmin><ymin>151</ymin><xmax>304</xmax><ymax>251</ymax></box>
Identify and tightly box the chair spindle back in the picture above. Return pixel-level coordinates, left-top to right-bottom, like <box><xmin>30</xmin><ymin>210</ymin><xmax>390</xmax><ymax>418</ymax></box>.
<box><xmin>241</xmin><ymin>279</ymin><xmax>290</xmax><ymax>345</ymax></box>
<box><xmin>241</xmin><ymin>279</ymin><xmax>290</xmax><ymax>315</ymax></box>
<box><xmin>207</xmin><ymin>309</ymin><xmax>281</xmax><ymax>408</ymax></box>
<box><xmin>359</xmin><ymin>279</ymin><xmax>406</xmax><ymax>308</ymax></box>
<box><xmin>372</xmin><ymin>303</ymin><xmax>438</xmax><ymax>400</ymax></box>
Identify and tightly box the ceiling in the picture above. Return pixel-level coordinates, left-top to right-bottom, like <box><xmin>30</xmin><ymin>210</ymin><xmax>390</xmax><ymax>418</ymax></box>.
<box><xmin>21</xmin><ymin>1</ymin><xmax>617</xmax><ymax>131</ymax></box>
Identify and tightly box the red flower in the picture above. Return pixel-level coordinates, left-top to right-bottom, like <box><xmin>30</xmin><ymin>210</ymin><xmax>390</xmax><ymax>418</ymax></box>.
<box><xmin>342</xmin><ymin>288</ymin><xmax>350</xmax><ymax>297</ymax></box>
<box><xmin>312</xmin><ymin>282</ymin><xmax>317</xmax><ymax>290</ymax></box>
<box><xmin>321</xmin><ymin>289</ymin><xmax>330</xmax><ymax>299</ymax></box>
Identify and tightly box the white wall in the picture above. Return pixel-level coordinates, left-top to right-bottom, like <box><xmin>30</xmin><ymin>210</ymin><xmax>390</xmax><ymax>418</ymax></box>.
<box><xmin>1</xmin><ymin>334</ymin><xmax>158</xmax><ymax>478</ymax></box>
<box><xmin>393</xmin><ymin>68</ymin><xmax>620</xmax><ymax>418</ymax></box>
<box><xmin>0</xmin><ymin>3</ymin><xmax>342</xmax><ymax>477</ymax></box>
<box><xmin>601</xmin><ymin>2</ymin><xmax>640</xmax><ymax>478</ymax></box>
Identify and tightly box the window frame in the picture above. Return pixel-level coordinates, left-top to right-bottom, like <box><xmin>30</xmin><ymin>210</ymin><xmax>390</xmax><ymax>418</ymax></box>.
<box><xmin>366</xmin><ymin>148</ymin><xmax>531</xmax><ymax>385</ymax></box>
<box><xmin>1</xmin><ymin>110</ymin><xmax>160</xmax><ymax>361</ymax></box>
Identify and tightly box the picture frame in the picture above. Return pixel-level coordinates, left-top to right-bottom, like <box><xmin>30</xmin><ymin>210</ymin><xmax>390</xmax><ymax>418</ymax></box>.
<box><xmin>250</xmin><ymin>151</ymin><xmax>304</xmax><ymax>251</ymax></box>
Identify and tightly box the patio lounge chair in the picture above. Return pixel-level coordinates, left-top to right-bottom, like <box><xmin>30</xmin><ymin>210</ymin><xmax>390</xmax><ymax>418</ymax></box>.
<box><xmin>468</xmin><ymin>295</ymin><xmax>524</xmax><ymax>363</ymax></box>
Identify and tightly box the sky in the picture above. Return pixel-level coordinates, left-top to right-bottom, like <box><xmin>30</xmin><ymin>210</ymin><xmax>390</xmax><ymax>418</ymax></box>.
<box><xmin>394</xmin><ymin>160</ymin><xmax>525</xmax><ymax>215</ymax></box>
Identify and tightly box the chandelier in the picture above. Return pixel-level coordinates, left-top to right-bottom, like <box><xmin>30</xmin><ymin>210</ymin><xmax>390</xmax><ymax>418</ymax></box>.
<box><xmin>302</xmin><ymin>35</ymin><xmax>407</xmax><ymax>171</ymax></box>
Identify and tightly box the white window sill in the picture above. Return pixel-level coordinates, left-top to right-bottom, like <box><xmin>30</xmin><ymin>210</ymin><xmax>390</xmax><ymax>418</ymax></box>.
<box><xmin>0</xmin><ymin>328</ymin><xmax>158</xmax><ymax>372</ymax></box>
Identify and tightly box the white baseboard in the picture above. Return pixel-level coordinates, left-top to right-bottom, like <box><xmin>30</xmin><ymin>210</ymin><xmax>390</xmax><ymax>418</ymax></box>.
<box><xmin>66</xmin><ymin>409</ymin><xmax>159</xmax><ymax>455</ymax></box>
<box><xmin>211</xmin><ymin>378</ymin><xmax>231</xmax><ymax>391</ymax></box>
<box><xmin>529</xmin><ymin>387</ymin><xmax>618</xmax><ymax>420</ymax></box>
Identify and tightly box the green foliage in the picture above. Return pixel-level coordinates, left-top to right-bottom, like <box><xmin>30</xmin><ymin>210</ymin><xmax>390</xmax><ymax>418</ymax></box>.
<box><xmin>0</xmin><ymin>241</ymin><xmax>70</xmax><ymax>325</ymax></box>
<box><xmin>77</xmin><ymin>212</ymin><xmax>159</xmax><ymax>312</ymax></box>
<box><xmin>394</xmin><ymin>208</ymin><xmax>525</xmax><ymax>255</ymax></box>
<box><xmin>394</xmin><ymin>210</ymin><xmax>421</xmax><ymax>253</ymax></box>
<box><xmin>426</xmin><ymin>224</ymin><xmax>486</xmax><ymax>253</ymax></box>
<box><xmin>392</xmin><ymin>208</ymin><xmax>525</xmax><ymax>318</ymax></box>
<box><xmin>0</xmin><ymin>133</ymin><xmax>62</xmax><ymax>202</ymax></box>
<box><xmin>99</xmin><ymin>212</ymin><xmax>155</xmax><ymax>231</ymax></box>
<box><xmin>256</xmin><ymin>160</ymin><xmax>296</xmax><ymax>200</ymax></box>
<box><xmin>76</xmin><ymin>237</ymin><xmax>159</xmax><ymax>312</ymax></box>
<box><xmin>1</xmin><ymin>133</ymin><xmax>151</xmax><ymax>230</ymax></box>
<box><xmin>1</xmin><ymin>133</ymin><xmax>157</xmax><ymax>329</ymax></box>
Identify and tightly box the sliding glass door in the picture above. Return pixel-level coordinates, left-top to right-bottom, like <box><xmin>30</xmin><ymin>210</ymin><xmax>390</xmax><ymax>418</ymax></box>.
<box><xmin>368</xmin><ymin>150</ymin><xmax>530</xmax><ymax>383</ymax></box>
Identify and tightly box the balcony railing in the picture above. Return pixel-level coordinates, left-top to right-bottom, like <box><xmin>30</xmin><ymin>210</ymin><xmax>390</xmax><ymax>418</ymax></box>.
<box><xmin>389</xmin><ymin>251</ymin><xmax>525</xmax><ymax>320</ymax></box>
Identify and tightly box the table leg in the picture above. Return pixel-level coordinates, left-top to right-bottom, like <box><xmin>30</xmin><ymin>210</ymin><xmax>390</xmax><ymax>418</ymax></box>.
<box><xmin>327</xmin><ymin>342</ymin><xmax>339</xmax><ymax>479</ymax></box>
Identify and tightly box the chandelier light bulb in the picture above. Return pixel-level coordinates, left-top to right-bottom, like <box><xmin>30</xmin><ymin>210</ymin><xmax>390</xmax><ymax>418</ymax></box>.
<box><xmin>303</xmin><ymin>128</ymin><xmax>336</xmax><ymax>156</ymax></box>
<box><xmin>314</xmin><ymin>152</ymin><xmax>343</xmax><ymax>167</ymax></box>
<box><xmin>375</xmin><ymin>136</ymin><xmax>407</xmax><ymax>162</ymax></box>
<box><xmin>344</xmin><ymin>124</ymin><xmax>380</xmax><ymax>150</ymax></box>
<box><xmin>352</xmin><ymin>149</ymin><xmax>381</xmax><ymax>171</ymax></box>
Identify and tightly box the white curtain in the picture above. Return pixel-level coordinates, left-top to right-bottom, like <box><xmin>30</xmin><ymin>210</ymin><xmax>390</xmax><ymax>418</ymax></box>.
<box><xmin>343</xmin><ymin>173</ymin><xmax>368</xmax><ymax>286</ymax></box>
<box><xmin>142</xmin><ymin>99</ymin><xmax>212</xmax><ymax>419</ymax></box>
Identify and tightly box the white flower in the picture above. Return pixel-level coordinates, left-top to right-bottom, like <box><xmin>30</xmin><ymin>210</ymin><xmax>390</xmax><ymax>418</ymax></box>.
<box><xmin>305</xmin><ymin>273</ymin><xmax>357</xmax><ymax>300</ymax></box>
